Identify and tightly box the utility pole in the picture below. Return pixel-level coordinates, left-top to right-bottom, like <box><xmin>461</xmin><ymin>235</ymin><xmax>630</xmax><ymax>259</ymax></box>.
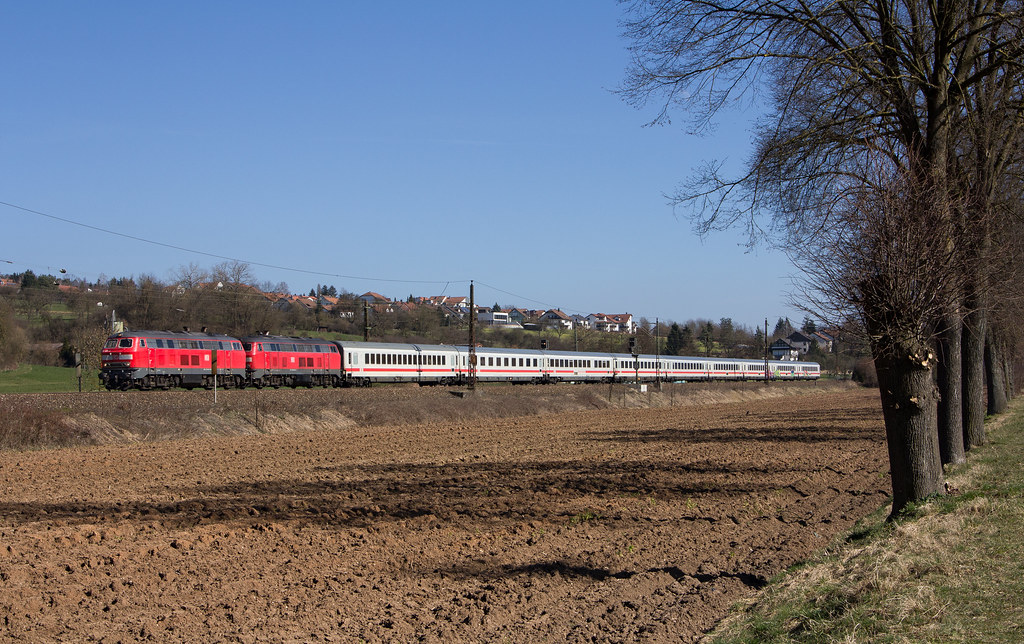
<box><xmin>468</xmin><ymin>280</ymin><xmax>477</xmax><ymax>391</ymax></box>
<box><xmin>363</xmin><ymin>300</ymin><xmax>370</xmax><ymax>341</ymax></box>
<box><xmin>764</xmin><ymin>317</ymin><xmax>770</xmax><ymax>382</ymax></box>
<box><xmin>655</xmin><ymin>317</ymin><xmax>660</xmax><ymax>383</ymax></box>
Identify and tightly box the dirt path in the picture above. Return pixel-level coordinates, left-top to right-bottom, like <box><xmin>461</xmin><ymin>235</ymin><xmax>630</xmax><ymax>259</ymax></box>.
<box><xmin>0</xmin><ymin>387</ymin><xmax>889</xmax><ymax>642</ymax></box>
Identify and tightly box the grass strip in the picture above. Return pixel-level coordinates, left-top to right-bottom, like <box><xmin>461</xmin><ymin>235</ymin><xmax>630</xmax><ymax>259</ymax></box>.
<box><xmin>707</xmin><ymin>399</ymin><xmax>1024</xmax><ymax>643</ymax></box>
<box><xmin>0</xmin><ymin>364</ymin><xmax>103</xmax><ymax>393</ymax></box>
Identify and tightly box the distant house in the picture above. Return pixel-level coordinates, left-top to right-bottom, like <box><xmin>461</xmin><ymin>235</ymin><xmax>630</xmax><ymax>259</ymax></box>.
<box><xmin>273</xmin><ymin>295</ymin><xmax>316</xmax><ymax>313</ymax></box>
<box><xmin>416</xmin><ymin>295</ymin><xmax>469</xmax><ymax>313</ymax></box>
<box><xmin>587</xmin><ymin>313</ymin><xmax>635</xmax><ymax>334</ymax></box>
<box><xmin>785</xmin><ymin>331</ymin><xmax>814</xmax><ymax>354</ymax></box>
<box><xmin>439</xmin><ymin>304</ymin><xmax>465</xmax><ymax>322</ymax></box>
<box><xmin>359</xmin><ymin>292</ymin><xmax>391</xmax><ymax>304</ymax></box>
<box><xmin>540</xmin><ymin>309</ymin><xmax>574</xmax><ymax>330</ymax></box>
<box><xmin>507</xmin><ymin>308</ymin><xmax>532</xmax><ymax>325</ymax></box>
<box><xmin>771</xmin><ymin>339</ymin><xmax>800</xmax><ymax>361</ymax></box>
<box><xmin>812</xmin><ymin>330</ymin><xmax>835</xmax><ymax>352</ymax></box>
<box><xmin>478</xmin><ymin>310</ymin><xmax>513</xmax><ymax>326</ymax></box>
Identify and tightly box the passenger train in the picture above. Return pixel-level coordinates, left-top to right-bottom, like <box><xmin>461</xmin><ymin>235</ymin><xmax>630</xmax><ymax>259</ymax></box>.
<box><xmin>99</xmin><ymin>329</ymin><xmax>820</xmax><ymax>391</ymax></box>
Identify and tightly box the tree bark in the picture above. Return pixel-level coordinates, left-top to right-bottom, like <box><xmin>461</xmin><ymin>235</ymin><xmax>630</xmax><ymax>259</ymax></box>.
<box><xmin>874</xmin><ymin>353</ymin><xmax>943</xmax><ymax>516</ymax></box>
<box><xmin>986</xmin><ymin>325</ymin><xmax>1008</xmax><ymax>415</ymax></box>
<box><xmin>962</xmin><ymin>295</ymin><xmax>987</xmax><ymax>448</ymax></box>
<box><xmin>867</xmin><ymin>318</ymin><xmax>944</xmax><ymax>518</ymax></box>
<box><xmin>936</xmin><ymin>312</ymin><xmax>965</xmax><ymax>465</ymax></box>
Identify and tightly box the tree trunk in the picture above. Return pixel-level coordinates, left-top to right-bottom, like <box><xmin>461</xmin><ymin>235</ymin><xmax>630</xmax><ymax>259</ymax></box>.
<box><xmin>986</xmin><ymin>325</ymin><xmax>1008</xmax><ymax>415</ymax></box>
<box><xmin>870</xmin><ymin>335</ymin><xmax>944</xmax><ymax>518</ymax></box>
<box><xmin>962</xmin><ymin>300</ymin><xmax>987</xmax><ymax>449</ymax></box>
<box><xmin>936</xmin><ymin>312</ymin><xmax>965</xmax><ymax>465</ymax></box>
<box><xmin>1004</xmin><ymin>347</ymin><xmax>1015</xmax><ymax>400</ymax></box>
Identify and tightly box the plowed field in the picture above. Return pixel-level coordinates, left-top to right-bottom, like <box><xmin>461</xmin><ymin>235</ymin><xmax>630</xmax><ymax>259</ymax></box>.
<box><xmin>0</xmin><ymin>384</ymin><xmax>889</xmax><ymax>642</ymax></box>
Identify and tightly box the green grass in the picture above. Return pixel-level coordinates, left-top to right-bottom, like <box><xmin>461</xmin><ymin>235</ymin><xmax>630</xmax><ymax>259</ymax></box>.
<box><xmin>0</xmin><ymin>364</ymin><xmax>103</xmax><ymax>393</ymax></box>
<box><xmin>708</xmin><ymin>401</ymin><xmax>1024</xmax><ymax>643</ymax></box>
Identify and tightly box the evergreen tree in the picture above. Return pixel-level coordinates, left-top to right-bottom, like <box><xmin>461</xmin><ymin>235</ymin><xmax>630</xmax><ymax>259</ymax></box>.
<box><xmin>773</xmin><ymin>317</ymin><xmax>793</xmax><ymax>339</ymax></box>
<box><xmin>665</xmin><ymin>323</ymin><xmax>684</xmax><ymax>355</ymax></box>
<box><xmin>718</xmin><ymin>317</ymin><xmax>734</xmax><ymax>351</ymax></box>
<box><xmin>700</xmin><ymin>321</ymin><xmax>715</xmax><ymax>356</ymax></box>
<box><xmin>680</xmin><ymin>325</ymin><xmax>695</xmax><ymax>355</ymax></box>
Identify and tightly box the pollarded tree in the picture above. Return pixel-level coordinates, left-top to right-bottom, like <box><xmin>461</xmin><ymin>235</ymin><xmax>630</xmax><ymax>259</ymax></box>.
<box><xmin>621</xmin><ymin>0</ymin><xmax>1024</xmax><ymax>515</ymax></box>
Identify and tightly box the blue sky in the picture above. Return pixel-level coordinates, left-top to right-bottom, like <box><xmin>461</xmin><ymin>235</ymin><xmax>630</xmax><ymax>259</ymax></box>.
<box><xmin>1</xmin><ymin>2</ymin><xmax>800</xmax><ymax>330</ymax></box>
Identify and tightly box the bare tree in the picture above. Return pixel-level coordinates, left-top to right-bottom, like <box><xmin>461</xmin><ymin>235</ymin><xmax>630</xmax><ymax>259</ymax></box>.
<box><xmin>621</xmin><ymin>0</ymin><xmax>1024</xmax><ymax>515</ymax></box>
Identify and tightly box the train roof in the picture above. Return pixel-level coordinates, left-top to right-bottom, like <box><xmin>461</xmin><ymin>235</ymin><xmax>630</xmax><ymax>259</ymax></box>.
<box><xmin>107</xmin><ymin>329</ymin><xmax>240</xmax><ymax>342</ymax></box>
<box><xmin>336</xmin><ymin>341</ymin><xmax>462</xmax><ymax>352</ymax></box>
<box><xmin>239</xmin><ymin>334</ymin><xmax>336</xmax><ymax>345</ymax></box>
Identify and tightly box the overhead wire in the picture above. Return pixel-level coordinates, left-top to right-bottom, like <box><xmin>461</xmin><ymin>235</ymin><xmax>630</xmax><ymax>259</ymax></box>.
<box><xmin>0</xmin><ymin>200</ymin><xmax>468</xmax><ymax>286</ymax></box>
<box><xmin>2</xmin><ymin>199</ymin><xmax>616</xmax><ymax>319</ymax></box>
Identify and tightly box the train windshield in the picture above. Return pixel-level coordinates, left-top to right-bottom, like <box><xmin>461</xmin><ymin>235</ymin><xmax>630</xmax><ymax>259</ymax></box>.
<box><xmin>243</xmin><ymin>342</ymin><xmax>253</xmax><ymax>351</ymax></box>
<box><xmin>105</xmin><ymin>338</ymin><xmax>134</xmax><ymax>348</ymax></box>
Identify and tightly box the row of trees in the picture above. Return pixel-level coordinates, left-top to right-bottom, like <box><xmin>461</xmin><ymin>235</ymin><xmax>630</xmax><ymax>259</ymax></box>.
<box><xmin>622</xmin><ymin>0</ymin><xmax>1024</xmax><ymax>515</ymax></box>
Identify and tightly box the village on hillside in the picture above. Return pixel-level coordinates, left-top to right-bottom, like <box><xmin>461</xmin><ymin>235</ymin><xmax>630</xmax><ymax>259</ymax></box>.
<box><xmin>1</xmin><ymin>270</ymin><xmax>845</xmax><ymax>370</ymax></box>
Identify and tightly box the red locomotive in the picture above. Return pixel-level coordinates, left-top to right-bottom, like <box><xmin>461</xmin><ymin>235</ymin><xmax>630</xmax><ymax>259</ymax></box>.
<box><xmin>100</xmin><ymin>330</ymin><xmax>246</xmax><ymax>390</ymax></box>
<box><xmin>240</xmin><ymin>335</ymin><xmax>343</xmax><ymax>388</ymax></box>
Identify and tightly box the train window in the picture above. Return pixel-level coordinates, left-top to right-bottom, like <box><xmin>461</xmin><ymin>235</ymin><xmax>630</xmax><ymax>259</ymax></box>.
<box><xmin>442</xmin><ymin>355</ymin><xmax>446</xmax><ymax>365</ymax></box>
<box><xmin>156</xmin><ymin>339</ymin><xmax>164</xmax><ymax>348</ymax></box>
<box><xmin>117</xmin><ymin>338</ymin><xmax>133</xmax><ymax>348</ymax></box>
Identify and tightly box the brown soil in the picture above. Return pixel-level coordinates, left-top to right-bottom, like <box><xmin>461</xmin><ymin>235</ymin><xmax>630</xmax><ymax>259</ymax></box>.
<box><xmin>0</xmin><ymin>383</ymin><xmax>889</xmax><ymax>642</ymax></box>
